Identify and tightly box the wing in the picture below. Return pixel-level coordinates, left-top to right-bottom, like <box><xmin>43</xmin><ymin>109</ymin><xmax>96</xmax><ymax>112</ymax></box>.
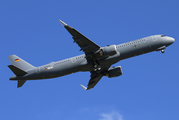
<box><xmin>59</xmin><ymin>20</ymin><xmax>108</xmax><ymax>90</ymax></box>
<box><xmin>80</xmin><ymin>64</ymin><xmax>111</xmax><ymax>90</ymax></box>
<box><xmin>80</xmin><ymin>73</ymin><xmax>103</xmax><ymax>90</ymax></box>
<box><xmin>59</xmin><ymin>20</ymin><xmax>101</xmax><ymax>61</ymax></box>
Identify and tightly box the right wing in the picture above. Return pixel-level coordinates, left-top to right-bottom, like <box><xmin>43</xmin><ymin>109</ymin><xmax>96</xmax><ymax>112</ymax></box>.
<box><xmin>59</xmin><ymin>20</ymin><xmax>101</xmax><ymax>62</ymax></box>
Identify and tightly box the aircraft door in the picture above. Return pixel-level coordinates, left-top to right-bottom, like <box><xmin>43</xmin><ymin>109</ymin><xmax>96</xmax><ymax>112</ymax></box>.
<box><xmin>71</xmin><ymin>57</ymin><xmax>76</xmax><ymax>63</ymax></box>
<box><xmin>152</xmin><ymin>36</ymin><xmax>157</xmax><ymax>41</ymax></box>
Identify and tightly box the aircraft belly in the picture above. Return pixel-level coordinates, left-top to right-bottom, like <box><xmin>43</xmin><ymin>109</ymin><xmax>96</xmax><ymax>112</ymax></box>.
<box><xmin>78</xmin><ymin>61</ymin><xmax>93</xmax><ymax>71</ymax></box>
<box><xmin>99</xmin><ymin>52</ymin><xmax>121</xmax><ymax>68</ymax></box>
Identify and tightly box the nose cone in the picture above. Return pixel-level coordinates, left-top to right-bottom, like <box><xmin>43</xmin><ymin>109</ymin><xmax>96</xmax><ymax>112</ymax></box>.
<box><xmin>165</xmin><ymin>37</ymin><xmax>175</xmax><ymax>46</ymax></box>
<box><xmin>170</xmin><ymin>37</ymin><xmax>175</xmax><ymax>44</ymax></box>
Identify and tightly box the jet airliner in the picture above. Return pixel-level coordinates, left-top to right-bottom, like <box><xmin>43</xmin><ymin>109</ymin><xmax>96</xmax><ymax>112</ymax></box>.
<box><xmin>8</xmin><ymin>20</ymin><xmax>175</xmax><ymax>90</ymax></box>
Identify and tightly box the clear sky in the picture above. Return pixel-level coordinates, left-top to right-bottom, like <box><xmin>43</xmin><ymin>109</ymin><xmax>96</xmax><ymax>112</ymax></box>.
<box><xmin>1</xmin><ymin>0</ymin><xmax>179</xmax><ymax>120</ymax></box>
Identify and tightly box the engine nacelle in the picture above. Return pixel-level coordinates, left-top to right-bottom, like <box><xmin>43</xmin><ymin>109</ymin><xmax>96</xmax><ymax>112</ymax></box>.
<box><xmin>106</xmin><ymin>66</ymin><xmax>123</xmax><ymax>78</ymax></box>
<box><xmin>97</xmin><ymin>45</ymin><xmax>117</xmax><ymax>57</ymax></box>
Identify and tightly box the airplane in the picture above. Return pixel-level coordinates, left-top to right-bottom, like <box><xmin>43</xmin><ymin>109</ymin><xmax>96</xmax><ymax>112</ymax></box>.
<box><xmin>8</xmin><ymin>20</ymin><xmax>175</xmax><ymax>90</ymax></box>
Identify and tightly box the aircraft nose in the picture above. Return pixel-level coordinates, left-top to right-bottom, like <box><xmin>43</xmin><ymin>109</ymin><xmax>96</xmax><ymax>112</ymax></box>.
<box><xmin>170</xmin><ymin>37</ymin><xmax>175</xmax><ymax>43</ymax></box>
<box><xmin>164</xmin><ymin>37</ymin><xmax>175</xmax><ymax>46</ymax></box>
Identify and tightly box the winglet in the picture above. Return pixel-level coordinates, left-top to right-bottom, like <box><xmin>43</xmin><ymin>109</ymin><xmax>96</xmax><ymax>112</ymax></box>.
<box><xmin>80</xmin><ymin>84</ymin><xmax>87</xmax><ymax>90</ymax></box>
<box><xmin>58</xmin><ymin>20</ymin><xmax>68</xmax><ymax>26</ymax></box>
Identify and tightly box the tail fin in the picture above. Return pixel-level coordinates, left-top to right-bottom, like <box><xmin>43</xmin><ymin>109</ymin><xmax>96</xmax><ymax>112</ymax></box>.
<box><xmin>8</xmin><ymin>55</ymin><xmax>35</xmax><ymax>72</ymax></box>
<box><xmin>8</xmin><ymin>55</ymin><xmax>35</xmax><ymax>88</ymax></box>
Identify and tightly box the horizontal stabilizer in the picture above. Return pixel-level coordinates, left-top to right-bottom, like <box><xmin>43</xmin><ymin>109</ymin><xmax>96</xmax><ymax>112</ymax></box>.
<box><xmin>80</xmin><ymin>84</ymin><xmax>87</xmax><ymax>90</ymax></box>
<box><xmin>8</xmin><ymin>65</ymin><xmax>27</xmax><ymax>76</ymax></box>
<box><xmin>18</xmin><ymin>80</ymin><xmax>26</xmax><ymax>88</ymax></box>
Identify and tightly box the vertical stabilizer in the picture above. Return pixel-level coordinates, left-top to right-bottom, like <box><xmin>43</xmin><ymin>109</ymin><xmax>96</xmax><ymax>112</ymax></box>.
<box><xmin>8</xmin><ymin>55</ymin><xmax>35</xmax><ymax>88</ymax></box>
<box><xmin>8</xmin><ymin>55</ymin><xmax>35</xmax><ymax>71</ymax></box>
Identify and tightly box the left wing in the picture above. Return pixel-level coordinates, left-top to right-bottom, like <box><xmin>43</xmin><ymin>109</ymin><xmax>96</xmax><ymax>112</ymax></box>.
<box><xmin>59</xmin><ymin>20</ymin><xmax>101</xmax><ymax>61</ymax></box>
<box><xmin>80</xmin><ymin>73</ymin><xmax>103</xmax><ymax>90</ymax></box>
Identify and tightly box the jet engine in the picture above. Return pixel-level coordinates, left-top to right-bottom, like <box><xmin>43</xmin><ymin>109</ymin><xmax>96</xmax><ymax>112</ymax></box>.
<box><xmin>106</xmin><ymin>66</ymin><xmax>123</xmax><ymax>78</ymax></box>
<box><xmin>96</xmin><ymin>45</ymin><xmax>117</xmax><ymax>57</ymax></box>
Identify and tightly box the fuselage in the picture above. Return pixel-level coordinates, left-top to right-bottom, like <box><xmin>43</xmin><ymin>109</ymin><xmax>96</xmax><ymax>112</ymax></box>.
<box><xmin>10</xmin><ymin>35</ymin><xmax>175</xmax><ymax>80</ymax></box>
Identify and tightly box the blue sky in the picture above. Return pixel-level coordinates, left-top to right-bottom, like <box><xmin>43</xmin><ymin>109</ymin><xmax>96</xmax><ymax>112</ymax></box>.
<box><xmin>1</xmin><ymin>0</ymin><xmax>179</xmax><ymax>120</ymax></box>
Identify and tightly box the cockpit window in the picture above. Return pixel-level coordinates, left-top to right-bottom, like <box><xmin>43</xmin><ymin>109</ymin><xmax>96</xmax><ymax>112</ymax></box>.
<box><xmin>161</xmin><ymin>35</ymin><xmax>166</xmax><ymax>37</ymax></box>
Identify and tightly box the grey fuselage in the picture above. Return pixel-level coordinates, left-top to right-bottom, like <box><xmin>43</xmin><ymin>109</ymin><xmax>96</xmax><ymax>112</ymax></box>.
<box><xmin>10</xmin><ymin>35</ymin><xmax>175</xmax><ymax>80</ymax></box>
